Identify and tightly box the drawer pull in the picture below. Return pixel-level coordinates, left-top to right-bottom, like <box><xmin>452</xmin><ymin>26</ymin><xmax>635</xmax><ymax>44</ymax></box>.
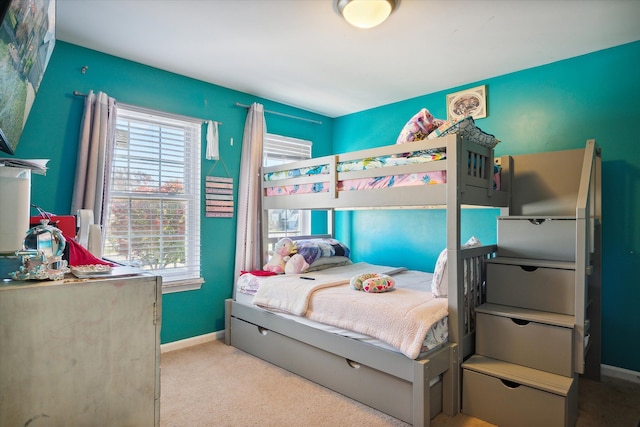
<box><xmin>257</xmin><ymin>326</ymin><xmax>269</xmax><ymax>336</ymax></box>
<box><xmin>520</xmin><ymin>265</ymin><xmax>538</xmax><ymax>272</ymax></box>
<box><xmin>500</xmin><ymin>379</ymin><xmax>521</xmax><ymax>389</ymax></box>
<box><xmin>511</xmin><ymin>318</ymin><xmax>530</xmax><ymax>326</ymax></box>
<box><xmin>528</xmin><ymin>218</ymin><xmax>546</xmax><ymax>225</ymax></box>
<box><xmin>346</xmin><ymin>359</ymin><xmax>361</xmax><ymax>369</ymax></box>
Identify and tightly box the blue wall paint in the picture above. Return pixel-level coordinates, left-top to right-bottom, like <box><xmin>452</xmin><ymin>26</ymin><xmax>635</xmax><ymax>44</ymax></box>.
<box><xmin>345</xmin><ymin>209</ymin><xmax>499</xmax><ymax>271</ymax></box>
<box><xmin>333</xmin><ymin>41</ymin><xmax>640</xmax><ymax>372</ymax></box>
<box><xmin>9</xmin><ymin>41</ymin><xmax>333</xmax><ymax>343</ymax></box>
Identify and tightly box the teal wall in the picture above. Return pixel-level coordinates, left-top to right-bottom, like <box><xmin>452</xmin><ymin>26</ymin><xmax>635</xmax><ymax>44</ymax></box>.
<box><xmin>7</xmin><ymin>39</ymin><xmax>640</xmax><ymax>373</ymax></box>
<box><xmin>8</xmin><ymin>41</ymin><xmax>333</xmax><ymax>344</ymax></box>
<box><xmin>333</xmin><ymin>41</ymin><xmax>640</xmax><ymax>373</ymax></box>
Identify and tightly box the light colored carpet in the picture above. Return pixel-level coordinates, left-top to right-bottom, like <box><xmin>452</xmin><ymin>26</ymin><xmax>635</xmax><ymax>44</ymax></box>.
<box><xmin>160</xmin><ymin>340</ymin><xmax>640</xmax><ymax>427</ymax></box>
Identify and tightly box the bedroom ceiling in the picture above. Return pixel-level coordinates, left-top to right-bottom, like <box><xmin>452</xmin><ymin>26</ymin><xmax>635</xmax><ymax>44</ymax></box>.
<box><xmin>56</xmin><ymin>0</ymin><xmax>640</xmax><ymax>118</ymax></box>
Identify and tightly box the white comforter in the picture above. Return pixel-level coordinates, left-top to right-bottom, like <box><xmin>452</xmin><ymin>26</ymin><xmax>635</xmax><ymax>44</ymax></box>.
<box><xmin>250</xmin><ymin>263</ymin><xmax>447</xmax><ymax>359</ymax></box>
<box><xmin>252</xmin><ymin>262</ymin><xmax>403</xmax><ymax>316</ymax></box>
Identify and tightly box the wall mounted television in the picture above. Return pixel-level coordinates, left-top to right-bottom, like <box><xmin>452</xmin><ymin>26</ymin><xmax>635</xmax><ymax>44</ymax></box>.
<box><xmin>0</xmin><ymin>0</ymin><xmax>56</xmax><ymax>155</ymax></box>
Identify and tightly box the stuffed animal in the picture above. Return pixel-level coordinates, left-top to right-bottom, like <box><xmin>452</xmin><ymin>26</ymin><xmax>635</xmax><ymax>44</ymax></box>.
<box><xmin>284</xmin><ymin>254</ymin><xmax>309</xmax><ymax>274</ymax></box>
<box><xmin>263</xmin><ymin>237</ymin><xmax>296</xmax><ymax>274</ymax></box>
<box><xmin>350</xmin><ymin>273</ymin><xmax>395</xmax><ymax>293</ymax></box>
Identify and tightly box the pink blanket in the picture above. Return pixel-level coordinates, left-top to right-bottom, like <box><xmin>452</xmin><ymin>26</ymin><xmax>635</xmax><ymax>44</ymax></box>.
<box><xmin>306</xmin><ymin>280</ymin><xmax>447</xmax><ymax>359</ymax></box>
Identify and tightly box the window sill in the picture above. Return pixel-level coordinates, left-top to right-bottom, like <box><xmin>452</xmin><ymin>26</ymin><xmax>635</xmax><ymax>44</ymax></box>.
<box><xmin>162</xmin><ymin>277</ymin><xmax>204</xmax><ymax>294</ymax></box>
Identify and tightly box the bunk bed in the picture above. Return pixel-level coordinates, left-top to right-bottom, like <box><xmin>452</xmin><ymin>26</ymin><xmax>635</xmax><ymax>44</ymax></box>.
<box><xmin>225</xmin><ymin>131</ymin><xmax>512</xmax><ymax>427</ymax></box>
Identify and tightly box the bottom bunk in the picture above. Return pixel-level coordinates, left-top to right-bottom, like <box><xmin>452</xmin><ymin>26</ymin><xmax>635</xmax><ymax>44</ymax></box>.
<box><xmin>224</xmin><ymin>244</ymin><xmax>495</xmax><ymax>426</ymax></box>
<box><xmin>225</xmin><ymin>299</ymin><xmax>457</xmax><ymax>426</ymax></box>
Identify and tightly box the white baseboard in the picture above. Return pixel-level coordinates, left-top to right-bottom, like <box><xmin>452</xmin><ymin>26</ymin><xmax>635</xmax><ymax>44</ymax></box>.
<box><xmin>601</xmin><ymin>364</ymin><xmax>640</xmax><ymax>384</ymax></box>
<box><xmin>160</xmin><ymin>330</ymin><xmax>224</xmax><ymax>353</ymax></box>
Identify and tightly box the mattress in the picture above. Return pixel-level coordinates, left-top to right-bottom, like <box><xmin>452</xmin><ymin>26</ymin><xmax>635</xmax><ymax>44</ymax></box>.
<box><xmin>235</xmin><ymin>268</ymin><xmax>448</xmax><ymax>358</ymax></box>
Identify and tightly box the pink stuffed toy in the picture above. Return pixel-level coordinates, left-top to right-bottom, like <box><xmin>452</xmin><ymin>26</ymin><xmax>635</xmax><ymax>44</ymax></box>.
<box><xmin>263</xmin><ymin>238</ymin><xmax>296</xmax><ymax>274</ymax></box>
<box><xmin>284</xmin><ymin>254</ymin><xmax>309</xmax><ymax>274</ymax></box>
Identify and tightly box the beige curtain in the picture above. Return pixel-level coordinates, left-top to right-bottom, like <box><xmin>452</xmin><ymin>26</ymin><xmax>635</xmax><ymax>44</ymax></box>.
<box><xmin>70</xmin><ymin>91</ymin><xmax>117</xmax><ymax>225</ymax></box>
<box><xmin>234</xmin><ymin>103</ymin><xmax>266</xmax><ymax>287</ymax></box>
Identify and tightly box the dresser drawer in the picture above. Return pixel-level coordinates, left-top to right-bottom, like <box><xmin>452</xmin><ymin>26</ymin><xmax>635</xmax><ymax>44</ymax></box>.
<box><xmin>476</xmin><ymin>312</ymin><xmax>574</xmax><ymax>376</ymax></box>
<box><xmin>487</xmin><ymin>261</ymin><xmax>575</xmax><ymax>315</ymax></box>
<box><xmin>463</xmin><ymin>365</ymin><xmax>577</xmax><ymax>427</ymax></box>
<box><xmin>497</xmin><ymin>217</ymin><xmax>576</xmax><ymax>261</ymax></box>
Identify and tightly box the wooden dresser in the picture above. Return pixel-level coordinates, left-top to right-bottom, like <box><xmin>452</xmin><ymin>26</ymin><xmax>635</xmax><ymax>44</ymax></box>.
<box><xmin>0</xmin><ymin>273</ymin><xmax>162</xmax><ymax>426</ymax></box>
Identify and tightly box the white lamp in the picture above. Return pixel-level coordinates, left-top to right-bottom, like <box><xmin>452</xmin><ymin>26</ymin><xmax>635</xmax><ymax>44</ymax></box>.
<box><xmin>337</xmin><ymin>0</ymin><xmax>397</xmax><ymax>29</ymax></box>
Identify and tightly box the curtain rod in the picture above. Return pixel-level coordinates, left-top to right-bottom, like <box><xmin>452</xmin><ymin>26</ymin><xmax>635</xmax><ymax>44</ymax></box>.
<box><xmin>73</xmin><ymin>91</ymin><xmax>222</xmax><ymax>125</ymax></box>
<box><xmin>235</xmin><ymin>102</ymin><xmax>322</xmax><ymax>125</ymax></box>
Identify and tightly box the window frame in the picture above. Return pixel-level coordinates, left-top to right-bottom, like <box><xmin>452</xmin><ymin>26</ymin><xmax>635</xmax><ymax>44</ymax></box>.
<box><xmin>103</xmin><ymin>103</ymin><xmax>203</xmax><ymax>293</ymax></box>
<box><xmin>263</xmin><ymin>133</ymin><xmax>312</xmax><ymax>252</ymax></box>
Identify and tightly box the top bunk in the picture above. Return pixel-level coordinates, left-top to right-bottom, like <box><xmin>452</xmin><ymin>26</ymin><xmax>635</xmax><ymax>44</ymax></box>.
<box><xmin>262</xmin><ymin>132</ymin><xmax>512</xmax><ymax>211</ymax></box>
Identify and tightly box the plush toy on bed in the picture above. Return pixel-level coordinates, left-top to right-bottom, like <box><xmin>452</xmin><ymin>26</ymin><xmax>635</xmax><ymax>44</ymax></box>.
<box><xmin>284</xmin><ymin>254</ymin><xmax>309</xmax><ymax>274</ymax></box>
<box><xmin>263</xmin><ymin>238</ymin><xmax>296</xmax><ymax>274</ymax></box>
<box><xmin>263</xmin><ymin>237</ymin><xmax>311</xmax><ymax>274</ymax></box>
<box><xmin>350</xmin><ymin>273</ymin><xmax>395</xmax><ymax>293</ymax></box>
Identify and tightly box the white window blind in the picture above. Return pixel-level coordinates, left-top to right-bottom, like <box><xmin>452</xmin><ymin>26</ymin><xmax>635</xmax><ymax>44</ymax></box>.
<box><xmin>263</xmin><ymin>133</ymin><xmax>312</xmax><ymax>165</ymax></box>
<box><xmin>103</xmin><ymin>105</ymin><xmax>202</xmax><ymax>286</ymax></box>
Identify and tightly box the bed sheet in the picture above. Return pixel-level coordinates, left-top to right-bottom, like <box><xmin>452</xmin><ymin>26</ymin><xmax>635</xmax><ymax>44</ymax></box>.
<box><xmin>236</xmin><ymin>268</ymin><xmax>448</xmax><ymax>358</ymax></box>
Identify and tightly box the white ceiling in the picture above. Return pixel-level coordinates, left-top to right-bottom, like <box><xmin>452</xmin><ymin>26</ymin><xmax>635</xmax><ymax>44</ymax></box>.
<box><xmin>56</xmin><ymin>0</ymin><xmax>640</xmax><ymax>118</ymax></box>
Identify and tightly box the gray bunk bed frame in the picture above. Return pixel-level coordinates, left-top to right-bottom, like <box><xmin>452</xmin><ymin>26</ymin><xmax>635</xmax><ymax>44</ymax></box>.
<box><xmin>225</xmin><ymin>133</ymin><xmax>512</xmax><ymax>426</ymax></box>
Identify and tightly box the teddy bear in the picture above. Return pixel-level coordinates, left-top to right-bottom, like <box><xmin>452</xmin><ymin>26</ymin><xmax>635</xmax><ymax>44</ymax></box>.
<box><xmin>263</xmin><ymin>237</ymin><xmax>296</xmax><ymax>274</ymax></box>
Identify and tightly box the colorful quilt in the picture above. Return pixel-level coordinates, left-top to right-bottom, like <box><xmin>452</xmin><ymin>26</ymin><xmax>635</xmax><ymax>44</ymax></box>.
<box><xmin>264</xmin><ymin>149</ymin><xmax>448</xmax><ymax>196</ymax></box>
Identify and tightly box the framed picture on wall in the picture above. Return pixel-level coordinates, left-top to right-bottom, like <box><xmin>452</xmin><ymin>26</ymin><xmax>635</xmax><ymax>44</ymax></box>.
<box><xmin>446</xmin><ymin>85</ymin><xmax>487</xmax><ymax>120</ymax></box>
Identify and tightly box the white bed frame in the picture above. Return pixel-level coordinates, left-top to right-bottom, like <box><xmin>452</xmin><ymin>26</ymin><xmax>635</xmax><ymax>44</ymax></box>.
<box><xmin>225</xmin><ymin>133</ymin><xmax>511</xmax><ymax>426</ymax></box>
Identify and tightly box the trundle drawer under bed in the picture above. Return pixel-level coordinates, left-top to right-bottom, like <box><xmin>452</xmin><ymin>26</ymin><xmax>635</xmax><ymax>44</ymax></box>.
<box><xmin>226</xmin><ymin>300</ymin><xmax>452</xmax><ymax>426</ymax></box>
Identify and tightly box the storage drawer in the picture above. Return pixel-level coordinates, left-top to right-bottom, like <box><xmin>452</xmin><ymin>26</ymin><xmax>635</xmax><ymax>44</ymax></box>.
<box><xmin>497</xmin><ymin>217</ymin><xmax>576</xmax><ymax>261</ymax></box>
<box><xmin>230</xmin><ymin>316</ymin><xmax>441</xmax><ymax>424</ymax></box>
<box><xmin>487</xmin><ymin>261</ymin><xmax>575</xmax><ymax>315</ymax></box>
<box><xmin>463</xmin><ymin>367</ymin><xmax>576</xmax><ymax>427</ymax></box>
<box><xmin>476</xmin><ymin>312</ymin><xmax>574</xmax><ymax>376</ymax></box>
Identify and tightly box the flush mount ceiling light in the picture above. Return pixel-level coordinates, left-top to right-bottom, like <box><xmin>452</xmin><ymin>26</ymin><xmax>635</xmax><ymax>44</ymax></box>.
<box><xmin>337</xmin><ymin>0</ymin><xmax>397</xmax><ymax>29</ymax></box>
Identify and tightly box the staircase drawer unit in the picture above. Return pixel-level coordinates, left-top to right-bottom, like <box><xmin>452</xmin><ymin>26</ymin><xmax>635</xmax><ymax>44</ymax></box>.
<box><xmin>476</xmin><ymin>306</ymin><xmax>574</xmax><ymax>376</ymax></box>
<box><xmin>497</xmin><ymin>216</ymin><xmax>576</xmax><ymax>262</ymax></box>
<box><xmin>486</xmin><ymin>258</ymin><xmax>576</xmax><ymax>315</ymax></box>
<box><xmin>462</xmin><ymin>355</ymin><xmax>578</xmax><ymax>427</ymax></box>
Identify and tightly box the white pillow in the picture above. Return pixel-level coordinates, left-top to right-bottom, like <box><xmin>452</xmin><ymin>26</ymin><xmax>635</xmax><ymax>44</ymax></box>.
<box><xmin>430</xmin><ymin>236</ymin><xmax>481</xmax><ymax>297</ymax></box>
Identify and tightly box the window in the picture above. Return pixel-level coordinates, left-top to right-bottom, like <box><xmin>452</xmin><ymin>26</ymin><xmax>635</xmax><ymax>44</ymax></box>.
<box><xmin>263</xmin><ymin>133</ymin><xmax>312</xmax><ymax>249</ymax></box>
<box><xmin>103</xmin><ymin>104</ymin><xmax>203</xmax><ymax>291</ymax></box>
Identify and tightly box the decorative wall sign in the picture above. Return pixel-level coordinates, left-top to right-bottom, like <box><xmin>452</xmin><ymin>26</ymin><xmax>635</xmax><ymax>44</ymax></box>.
<box><xmin>205</xmin><ymin>176</ymin><xmax>234</xmax><ymax>218</ymax></box>
<box><xmin>446</xmin><ymin>85</ymin><xmax>487</xmax><ymax>120</ymax></box>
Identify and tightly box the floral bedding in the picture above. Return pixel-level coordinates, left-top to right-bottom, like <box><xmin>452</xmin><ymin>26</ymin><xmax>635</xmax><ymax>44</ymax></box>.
<box><xmin>265</xmin><ymin>171</ymin><xmax>447</xmax><ymax>196</ymax></box>
<box><xmin>264</xmin><ymin>149</ymin><xmax>447</xmax><ymax>196</ymax></box>
<box><xmin>263</xmin><ymin>150</ymin><xmax>445</xmax><ymax>182</ymax></box>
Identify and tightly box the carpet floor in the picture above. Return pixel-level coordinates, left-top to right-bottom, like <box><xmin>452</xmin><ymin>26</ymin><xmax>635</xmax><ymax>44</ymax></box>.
<box><xmin>160</xmin><ymin>340</ymin><xmax>640</xmax><ymax>427</ymax></box>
